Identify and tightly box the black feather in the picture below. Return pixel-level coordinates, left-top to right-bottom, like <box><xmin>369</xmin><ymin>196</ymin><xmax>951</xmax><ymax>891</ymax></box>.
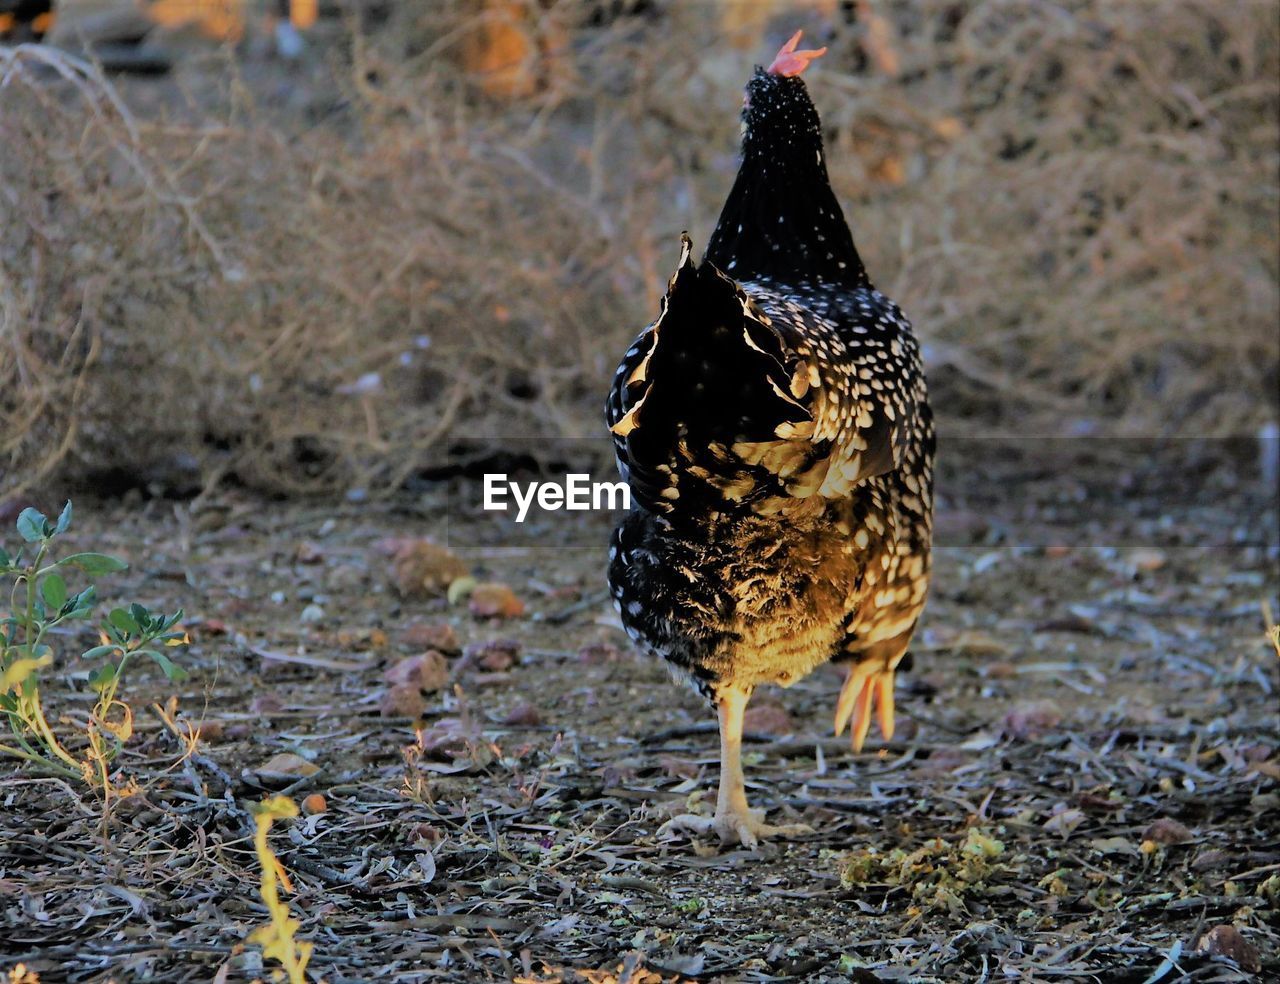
<box><xmin>705</xmin><ymin>68</ymin><xmax>868</xmax><ymax>289</ymax></box>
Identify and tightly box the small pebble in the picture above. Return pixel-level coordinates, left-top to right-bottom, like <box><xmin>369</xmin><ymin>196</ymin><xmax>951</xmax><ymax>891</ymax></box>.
<box><xmin>302</xmin><ymin>794</ymin><xmax>327</xmax><ymax>815</ymax></box>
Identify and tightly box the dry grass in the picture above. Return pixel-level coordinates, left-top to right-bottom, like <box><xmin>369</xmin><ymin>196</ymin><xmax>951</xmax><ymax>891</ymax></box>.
<box><xmin>1</xmin><ymin>0</ymin><xmax>1277</xmax><ymax>498</ymax></box>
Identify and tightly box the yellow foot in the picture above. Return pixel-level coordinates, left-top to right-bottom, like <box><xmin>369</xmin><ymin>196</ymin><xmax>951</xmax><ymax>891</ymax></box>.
<box><xmin>658</xmin><ymin>809</ymin><xmax>813</xmax><ymax>850</ymax></box>
<box><xmin>834</xmin><ymin>662</ymin><xmax>896</xmax><ymax>752</ymax></box>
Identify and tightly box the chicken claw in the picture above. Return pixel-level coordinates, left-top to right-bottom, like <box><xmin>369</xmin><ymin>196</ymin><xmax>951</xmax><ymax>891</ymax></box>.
<box><xmin>834</xmin><ymin>661</ymin><xmax>896</xmax><ymax>752</ymax></box>
<box><xmin>659</xmin><ymin>808</ymin><xmax>813</xmax><ymax>850</ymax></box>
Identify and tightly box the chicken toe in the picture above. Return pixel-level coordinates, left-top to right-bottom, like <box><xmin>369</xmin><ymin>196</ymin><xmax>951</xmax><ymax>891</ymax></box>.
<box><xmin>834</xmin><ymin>661</ymin><xmax>897</xmax><ymax>752</ymax></box>
<box><xmin>659</xmin><ymin>809</ymin><xmax>813</xmax><ymax>850</ymax></box>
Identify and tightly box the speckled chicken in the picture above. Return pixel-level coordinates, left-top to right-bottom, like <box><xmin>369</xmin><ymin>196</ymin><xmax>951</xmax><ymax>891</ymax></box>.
<box><xmin>605</xmin><ymin>32</ymin><xmax>935</xmax><ymax>848</ymax></box>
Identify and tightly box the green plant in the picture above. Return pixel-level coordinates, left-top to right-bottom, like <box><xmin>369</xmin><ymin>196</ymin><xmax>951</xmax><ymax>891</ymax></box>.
<box><xmin>0</xmin><ymin>501</ymin><xmax>188</xmax><ymax>783</ymax></box>
<box><xmin>250</xmin><ymin>796</ymin><xmax>313</xmax><ymax>984</ymax></box>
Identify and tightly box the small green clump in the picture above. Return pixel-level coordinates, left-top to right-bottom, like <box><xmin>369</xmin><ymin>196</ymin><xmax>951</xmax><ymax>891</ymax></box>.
<box><xmin>836</xmin><ymin>827</ymin><xmax>1009</xmax><ymax>910</ymax></box>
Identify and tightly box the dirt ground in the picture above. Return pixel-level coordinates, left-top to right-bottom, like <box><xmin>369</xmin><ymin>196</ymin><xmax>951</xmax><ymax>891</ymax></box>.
<box><xmin>2</xmin><ymin>444</ymin><xmax>1277</xmax><ymax>983</ymax></box>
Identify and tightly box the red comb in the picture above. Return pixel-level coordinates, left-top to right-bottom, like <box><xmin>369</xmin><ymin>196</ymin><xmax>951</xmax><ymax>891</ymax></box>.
<box><xmin>767</xmin><ymin>30</ymin><xmax>827</xmax><ymax>78</ymax></box>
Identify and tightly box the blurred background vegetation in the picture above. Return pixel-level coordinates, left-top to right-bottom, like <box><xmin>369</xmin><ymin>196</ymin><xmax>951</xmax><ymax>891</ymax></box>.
<box><xmin>1</xmin><ymin>0</ymin><xmax>1277</xmax><ymax>500</ymax></box>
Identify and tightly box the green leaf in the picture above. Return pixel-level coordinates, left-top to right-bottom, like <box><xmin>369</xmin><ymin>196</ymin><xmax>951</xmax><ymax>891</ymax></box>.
<box><xmin>0</xmin><ymin>692</ymin><xmax>17</xmax><ymax>712</ymax></box>
<box><xmin>59</xmin><ymin>553</ymin><xmax>128</xmax><ymax>576</ymax></box>
<box><xmin>82</xmin><ymin>644</ymin><xmax>121</xmax><ymax>660</ymax></box>
<box><xmin>109</xmin><ymin>608</ymin><xmax>140</xmax><ymax>636</ymax></box>
<box><xmin>54</xmin><ymin>501</ymin><xmax>72</xmax><ymax>534</ymax></box>
<box><xmin>142</xmin><ymin>649</ymin><xmax>188</xmax><ymax>682</ymax></box>
<box><xmin>0</xmin><ymin>546</ymin><xmax>10</xmax><ymax>567</ymax></box>
<box><xmin>61</xmin><ymin>586</ymin><xmax>97</xmax><ymax>621</ymax></box>
<box><xmin>17</xmin><ymin>508</ymin><xmax>48</xmax><ymax>543</ymax></box>
<box><xmin>41</xmin><ymin>573</ymin><xmax>67</xmax><ymax>610</ymax></box>
<box><xmin>87</xmin><ymin>664</ymin><xmax>117</xmax><ymax>693</ymax></box>
<box><xmin>130</xmin><ymin>603</ymin><xmax>151</xmax><ymax>631</ymax></box>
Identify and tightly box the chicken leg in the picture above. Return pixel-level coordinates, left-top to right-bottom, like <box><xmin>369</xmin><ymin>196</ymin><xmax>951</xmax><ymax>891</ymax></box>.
<box><xmin>658</xmin><ymin>688</ymin><xmax>813</xmax><ymax>849</ymax></box>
